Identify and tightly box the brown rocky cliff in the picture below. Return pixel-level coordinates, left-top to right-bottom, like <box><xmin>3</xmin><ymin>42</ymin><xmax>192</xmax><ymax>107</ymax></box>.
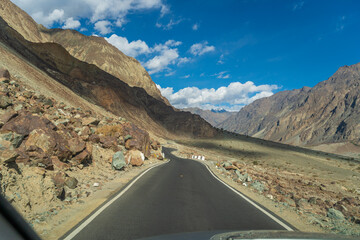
<box><xmin>219</xmin><ymin>64</ymin><xmax>360</xmax><ymax>146</ymax></box>
<box><xmin>0</xmin><ymin>0</ymin><xmax>169</xmax><ymax>105</ymax></box>
<box><xmin>0</xmin><ymin>16</ymin><xmax>217</xmax><ymax>138</ymax></box>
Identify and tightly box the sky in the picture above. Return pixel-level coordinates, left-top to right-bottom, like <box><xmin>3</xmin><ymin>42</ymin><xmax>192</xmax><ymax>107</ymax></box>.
<box><xmin>13</xmin><ymin>0</ymin><xmax>360</xmax><ymax>111</ymax></box>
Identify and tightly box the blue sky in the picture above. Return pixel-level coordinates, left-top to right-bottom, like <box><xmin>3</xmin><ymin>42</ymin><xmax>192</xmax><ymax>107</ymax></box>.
<box><xmin>13</xmin><ymin>0</ymin><xmax>360</xmax><ymax>111</ymax></box>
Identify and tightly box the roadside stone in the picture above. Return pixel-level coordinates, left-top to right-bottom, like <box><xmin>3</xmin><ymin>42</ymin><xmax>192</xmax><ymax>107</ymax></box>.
<box><xmin>68</xmin><ymin>138</ymin><xmax>86</xmax><ymax>155</ymax></box>
<box><xmin>111</xmin><ymin>151</ymin><xmax>126</xmax><ymax>170</ymax></box>
<box><xmin>251</xmin><ymin>180</ymin><xmax>265</xmax><ymax>193</ymax></box>
<box><xmin>0</xmin><ymin>95</ymin><xmax>12</xmax><ymax>109</ymax></box>
<box><xmin>223</xmin><ymin>162</ymin><xmax>232</xmax><ymax>168</ymax></box>
<box><xmin>65</xmin><ymin>177</ymin><xmax>78</xmax><ymax>189</ymax></box>
<box><xmin>25</xmin><ymin>129</ymin><xmax>55</xmax><ymax>154</ymax></box>
<box><xmin>72</xmin><ymin>149</ymin><xmax>91</xmax><ymax>164</ymax></box>
<box><xmin>0</xmin><ymin>131</ymin><xmax>24</xmax><ymax>150</ymax></box>
<box><xmin>0</xmin><ymin>149</ymin><xmax>19</xmax><ymax>163</ymax></box>
<box><xmin>82</xmin><ymin>117</ymin><xmax>99</xmax><ymax>126</ymax></box>
<box><xmin>327</xmin><ymin>208</ymin><xmax>345</xmax><ymax>220</ymax></box>
<box><xmin>50</xmin><ymin>156</ymin><xmax>70</xmax><ymax>170</ymax></box>
<box><xmin>0</xmin><ymin>68</ymin><xmax>10</xmax><ymax>81</ymax></box>
<box><xmin>125</xmin><ymin>150</ymin><xmax>145</xmax><ymax>166</ymax></box>
<box><xmin>124</xmin><ymin>135</ymin><xmax>132</xmax><ymax>141</ymax></box>
<box><xmin>308</xmin><ymin>197</ymin><xmax>317</xmax><ymax>205</ymax></box>
<box><xmin>235</xmin><ymin>170</ymin><xmax>248</xmax><ymax>182</ymax></box>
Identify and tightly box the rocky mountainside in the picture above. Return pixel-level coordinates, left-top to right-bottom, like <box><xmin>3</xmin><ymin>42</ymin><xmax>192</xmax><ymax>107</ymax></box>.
<box><xmin>182</xmin><ymin>107</ymin><xmax>235</xmax><ymax>127</ymax></box>
<box><xmin>0</xmin><ymin>68</ymin><xmax>165</xmax><ymax>233</ymax></box>
<box><xmin>219</xmin><ymin>64</ymin><xmax>360</xmax><ymax>146</ymax></box>
<box><xmin>0</xmin><ymin>0</ymin><xmax>168</xmax><ymax>105</ymax></box>
<box><xmin>0</xmin><ymin>12</ymin><xmax>216</xmax><ymax>138</ymax></box>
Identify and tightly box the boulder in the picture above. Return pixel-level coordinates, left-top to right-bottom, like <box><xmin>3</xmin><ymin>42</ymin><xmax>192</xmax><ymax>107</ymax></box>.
<box><xmin>50</xmin><ymin>156</ymin><xmax>70</xmax><ymax>170</ymax></box>
<box><xmin>125</xmin><ymin>150</ymin><xmax>145</xmax><ymax>166</ymax></box>
<box><xmin>111</xmin><ymin>151</ymin><xmax>126</xmax><ymax>170</ymax></box>
<box><xmin>67</xmin><ymin>137</ymin><xmax>86</xmax><ymax>155</ymax></box>
<box><xmin>52</xmin><ymin>172</ymin><xmax>66</xmax><ymax>200</ymax></box>
<box><xmin>0</xmin><ymin>131</ymin><xmax>24</xmax><ymax>149</ymax></box>
<box><xmin>0</xmin><ymin>68</ymin><xmax>10</xmax><ymax>81</ymax></box>
<box><xmin>0</xmin><ymin>110</ymin><xmax>18</xmax><ymax>127</ymax></box>
<box><xmin>251</xmin><ymin>180</ymin><xmax>265</xmax><ymax>193</ymax></box>
<box><xmin>0</xmin><ymin>95</ymin><xmax>12</xmax><ymax>109</ymax></box>
<box><xmin>327</xmin><ymin>208</ymin><xmax>345</xmax><ymax>220</ymax></box>
<box><xmin>65</xmin><ymin>177</ymin><xmax>78</xmax><ymax>189</ymax></box>
<box><xmin>2</xmin><ymin>111</ymin><xmax>56</xmax><ymax>136</ymax></box>
<box><xmin>100</xmin><ymin>135</ymin><xmax>118</xmax><ymax>149</ymax></box>
<box><xmin>82</xmin><ymin>117</ymin><xmax>99</xmax><ymax>126</ymax></box>
<box><xmin>235</xmin><ymin>170</ymin><xmax>248</xmax><ymax>182</ymax></box>
<box><xmin>150</xmin><ymin>140</ymin><xmax>160</xmax><ymax>150</ymax></box>
<box><xmin>72</xmin><ymin>149</ymin><xmax>91</xmax><ymax>164</ymax></box>
<box><xmin>0</xmin><ymin>149</ymin><xmax>19</xmax><ymax>163</ymax></box>
<box><xmin>3</xmin><ymin>112</ymin><xmax>71</xmax><ymax>160</ymax></box>
<box><xmin>122</xmin><ymin>122</ymin><xmax>150</xmax><ymax>158</ymax></box>
<box><xmin>25</xmin><ymin>129</ymin><xmax>55</xmax><ymax>154</ymax></box>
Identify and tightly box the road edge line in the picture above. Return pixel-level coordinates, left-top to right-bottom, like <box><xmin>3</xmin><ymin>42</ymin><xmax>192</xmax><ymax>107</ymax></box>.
<box><xmin>201</xmin><ymin>161</ymin><xmax>294</xmax><ymax>231</ymax></box>
<box><xmin>63</xmin><ymin>160</ymin><xmax>169</xmax><ymax>240</ymax></box>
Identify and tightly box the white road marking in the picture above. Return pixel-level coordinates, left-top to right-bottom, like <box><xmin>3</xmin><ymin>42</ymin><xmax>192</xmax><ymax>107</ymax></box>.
<box><xmin>202</xmin><ymin>162</ymin><xmax>294</xmax><ymax>231</ymax></box>
<box><xmin>63</xmin><ymin>161</ymin><xmax>169</xmax><ymax>240</ymax></box>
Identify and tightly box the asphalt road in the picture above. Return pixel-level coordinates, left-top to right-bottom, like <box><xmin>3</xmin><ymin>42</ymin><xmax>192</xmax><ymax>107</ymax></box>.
<box><xmin>65</xmin><ymin>147</ymin><xmax>292</xmax><ymax>240</ymax></box>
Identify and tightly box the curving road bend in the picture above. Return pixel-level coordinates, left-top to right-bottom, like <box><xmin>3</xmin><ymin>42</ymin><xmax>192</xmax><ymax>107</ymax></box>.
<box><xmin>63</xmin><ymin>147</ymin><xmax>293</xmax><ymax>240</ymax></box>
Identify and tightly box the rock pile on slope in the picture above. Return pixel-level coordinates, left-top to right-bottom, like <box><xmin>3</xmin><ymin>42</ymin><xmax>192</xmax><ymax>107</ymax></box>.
<box><xmin>214</xmin><ymin>160</ymin><xmax>360</xmax><ymax>236</ymax></box>
<box><xmin>0</xmin><ymin>68</ymin><xmax>164</xmax><ymax>228</ymax></box>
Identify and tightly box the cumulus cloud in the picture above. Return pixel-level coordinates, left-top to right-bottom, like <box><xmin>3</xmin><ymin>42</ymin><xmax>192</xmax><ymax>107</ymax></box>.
<box><xmin>157</xmin><ymin>81</ymin><xmax>279</xmax><ymax>111</ymax></box>
<box><xmin>106</xmin><ymin>34</ymin><xmax>150</xmax><ymax>57</ymax></box>
<box><xmin>13</xmin><ymin>0</ymin><xmax>167</xmax><ymax>32</ymax></box>
<box><xmin>32</xmin><ymin>8</ymin><xmax>64</xmax><ymax>27</ymax></box>
<box><xmin>94</xmin><ymin>20</ymin><xmax>112</xmax><ymax>34</ymax></box>
<box><xmin>105</xmin><ymin>35</ymin><xmax>187</xmax><ymax>74</ymax></box>
<box><xmin>62</xmin><ymin>17</ymin><xmax>81</xmax><ymax>29</ymax></box>
<box><xmin>190</xmin><ymin>41</ymin><xmax>215</xmax><ymax>56</ymax></box>
<box><xmin>144</xmin><ymin>48</ymin><xmax>179</xmax><ymax>74</ymax></box>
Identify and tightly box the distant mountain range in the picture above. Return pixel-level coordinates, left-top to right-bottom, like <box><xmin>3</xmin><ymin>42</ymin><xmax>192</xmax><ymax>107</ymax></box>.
<box><xmin>218</xmin><ymin>63</ymin><xmax>360</xmax><ymax>147</ymax></box>
<box><xmin>182</xmin><ymin>107</ymin><xmax>236</xmax><ymax>127</ymax></box>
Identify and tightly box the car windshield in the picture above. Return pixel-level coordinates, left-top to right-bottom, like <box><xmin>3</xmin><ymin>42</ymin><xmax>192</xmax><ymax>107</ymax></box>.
<box><xmin>0</xmin><ymin>0</ymin><xmax>359</xmax><ymax>240</ymax></box>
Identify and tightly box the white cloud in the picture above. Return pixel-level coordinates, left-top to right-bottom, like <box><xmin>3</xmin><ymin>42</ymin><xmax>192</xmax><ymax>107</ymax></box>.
<box><xmin>336</xmin><ymin>15</ymin><xmax>346</xmax><ymax>32</ymax></box>
<box><xmin>144</xmin><ymin>48</ymin><xmax>179</xmax><ymax>74</ymax></box>
<box><xmin>62</xmin><ymin>17</ymin><xmax>81</xmax><ymax>29</ymax></box>
<box><xmin>192</xmin><ymin>23</ymin><xmax>199</xmax><ymax>30</ymax></box>
<box><xmin>164</xmin><ymin>40</ymin><xmax>182</xmax><ymax>47</ymax></box>
<box><xmin>213</xmin><ymin>71</ymin><xmax>230</xmax><ymax>79</ymax></box>
<box><xmin>106</xmin><ymin>34</ymin><xmax>150</xmax><ymax>57</ymax></box>
<box><xmin>106</xmin><ymin>36</ymin><xmax>189</xmax><ymax>74</ymax></box>
<box><xmin>293</xmin><ymin>1</ymin><xmax>304</xmax><ymax>11</ymax></box>
<box><xmin>32</xmin><ymin>8</ymin><xmax>64</xmax><ymax>27</ymax></box>
<box><xmin>217</xmin><ymin>54</ymin><xmax>225</xmax><ymax>64</ymax></box>
<box><xmin>157</xmin><ymin>81</ymin><xmax>279</xmax><ymax>111</ymax></box>
<box><xmin>94</xmin><ymin>20</ymin><xmax>112</xmax><ymax>34</ymax></box>
<box><xmin>181</xmin><ymin>75</ymin><xmax>190</xmax><ymax>79</ymax></box>
<box><xmin>190</xmin><ymin>41</ymin><xmax>215</xmax><ymax>56</ymax></box>
<box><xmin>115</xmin><ymin>18</ymin><xmax>126</xmax><ymax>27</ymax></box>
<box><xmin>178</xmin><ymin>57</ymin><xmax>191</xmax><ymax>65</ymax></box>
<box><xmin>156</xmin><ymin>18</ymin><xmax>182</xmax><ymax>30</ymax></box>
<box><xmin>13</xmin><ymin>0</ymin><xmax>168</xmax><ymax>32</ymax></box>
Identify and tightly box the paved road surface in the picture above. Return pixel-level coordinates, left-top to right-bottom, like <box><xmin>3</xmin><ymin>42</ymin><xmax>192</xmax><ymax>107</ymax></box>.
<box><xmin>64</xmin><ymin>147</ymin><xmax>292</xmax><ymax>240</ymax></box>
